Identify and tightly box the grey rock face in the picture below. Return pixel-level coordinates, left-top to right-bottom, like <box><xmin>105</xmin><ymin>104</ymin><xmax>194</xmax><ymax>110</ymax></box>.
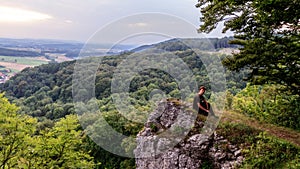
<box><xmin>135</xmin><ymin>100</ymin><xmax>244</xmax><ymax>169</ymax></box>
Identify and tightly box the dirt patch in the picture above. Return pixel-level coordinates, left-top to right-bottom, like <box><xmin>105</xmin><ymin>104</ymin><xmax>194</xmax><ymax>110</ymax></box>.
<box><xmin>0</xmin><ymin>62</ymin><xmax>33</xmax><ymax>71</ymax></box>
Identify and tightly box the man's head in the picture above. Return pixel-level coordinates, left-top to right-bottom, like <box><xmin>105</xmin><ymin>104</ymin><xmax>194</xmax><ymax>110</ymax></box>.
<box><xmin>198</xmin><ymin>86</ymin><xmax>206</xmax><ymax>95</ymax></box>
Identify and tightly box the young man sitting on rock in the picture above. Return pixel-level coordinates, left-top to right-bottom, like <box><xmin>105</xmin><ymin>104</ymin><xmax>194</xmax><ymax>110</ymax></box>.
<box><xmin>193</xmin><ymin>86</ymin><xmax>216</xmax><ymax>117</ymax></box>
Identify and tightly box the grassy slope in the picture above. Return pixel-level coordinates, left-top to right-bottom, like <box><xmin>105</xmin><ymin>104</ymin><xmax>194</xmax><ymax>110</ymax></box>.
<box><xmin>221</xmin><ymin>111</ymin><xmax>300</xmax><ymax>147</ymax></box>
<box><xmin>215</xmin><ymin>111</ymin><xmax>299</xmax><ymax>168</ymax></box>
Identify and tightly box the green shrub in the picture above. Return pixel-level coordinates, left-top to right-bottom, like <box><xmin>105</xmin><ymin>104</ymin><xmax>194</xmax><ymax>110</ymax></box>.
<box><xmin>232</xmin><ymin>84</ymin><xmax>300</xmax><ymax>130</ymax></box>
<box><xmin>217</xmin><ymin>122</ymin><xmax>300</xmax><ymax>169</ymax></box>
<box><xmin>242</xmin><ymin>132</ymin><xmax>300</xmax><ymax>169</ymax></box>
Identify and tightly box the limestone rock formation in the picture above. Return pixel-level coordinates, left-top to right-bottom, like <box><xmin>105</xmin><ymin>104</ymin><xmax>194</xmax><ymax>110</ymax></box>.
<box><xmin>135</xmin><ymin>99</ymin><xmax>244</xmax><ymax>169</ymax></box>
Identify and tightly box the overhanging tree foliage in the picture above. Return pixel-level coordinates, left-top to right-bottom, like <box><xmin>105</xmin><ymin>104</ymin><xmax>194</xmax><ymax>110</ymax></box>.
<box><xmin>196</xmin><ymin>0</ymin><xmax>300</xmax><ymax>95</ymax></box>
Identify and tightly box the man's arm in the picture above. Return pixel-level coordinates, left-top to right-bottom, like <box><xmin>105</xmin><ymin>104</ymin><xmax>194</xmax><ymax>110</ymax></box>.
<box><xmin>197</xmin><ymin>102</ymin><xmax>209</xmax><ymax>113</ymax></box>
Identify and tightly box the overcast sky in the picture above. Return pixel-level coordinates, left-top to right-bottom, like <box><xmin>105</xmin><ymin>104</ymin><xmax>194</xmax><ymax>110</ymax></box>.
<box><xmin>0</xmin><ymin>0</ymin><xmax>232</xmax><ymax>43</ymax></box>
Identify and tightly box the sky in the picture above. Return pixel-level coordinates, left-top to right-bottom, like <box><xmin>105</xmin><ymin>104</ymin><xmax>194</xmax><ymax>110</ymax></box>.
<box><xmin>0</xmin><ymin>0</ymin><xmax>232</xmax><ymax>44</ymax></box>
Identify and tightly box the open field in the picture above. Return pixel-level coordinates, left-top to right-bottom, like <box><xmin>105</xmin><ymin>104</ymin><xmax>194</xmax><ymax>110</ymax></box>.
<box><xmin>0</xmin><ymin>61</ymin><xmax>33</xmax><ymax>71</ymax></box>
<box><xmin>27</xmin><ymin>56</ymin><xmax>50</xmax><ymax>62</ymax></box>
<box><xmin>45</xmin><ymin>53</ymin><xmax>73</xmax><ymax>63</ymax></box>
<box><xmin>0</xmin><ymin>56</ymin><xmax>49</xmax><ymax>66</ymax></box>
<box><xmin>0</xmin><ymin>56</ymin><xmax>50</xmax><ymax>80</ymax></box>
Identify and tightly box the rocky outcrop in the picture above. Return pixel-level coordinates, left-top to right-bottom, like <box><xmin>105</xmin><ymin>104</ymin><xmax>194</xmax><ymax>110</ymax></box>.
<box><xmin>135</xmin><ymin>99</ymin><xmax>244</xmax><ymax>169</ymax></box>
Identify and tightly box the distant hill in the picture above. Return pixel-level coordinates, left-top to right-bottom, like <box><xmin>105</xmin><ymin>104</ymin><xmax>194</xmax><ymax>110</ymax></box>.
<box><xmin>0</xmin><ymin>47</ymin><xmax>41</xmax><ymax>57</ymax></box>
<box><xmin>0</xmin><ymin>38</ymin><xmax>84</xmax><ymax>58</ymax></box>
<box><xmin>0</xmin><ymin>38</ymin><xmax>82</xmax><ymax>48</ymax></box>
<box><xmin>0</xmin><ymin>38</ymin><xmax>136</xmax><ymax>58</ymax></box>
<box><xmin>0</xmin><ymin>37</ymin><xmax>238</xmax><ymax>59</ymax></box>
<box><xmin>131</xmin><ymin>37</ymin><xmax>238</xmax><ymax>52</ymax></box>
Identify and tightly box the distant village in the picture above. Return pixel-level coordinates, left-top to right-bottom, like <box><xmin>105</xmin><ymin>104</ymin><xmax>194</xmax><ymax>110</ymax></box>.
<box><xmin>0</xmin><ymin>69</ymin><xmax>15</xmax><ymax>84</ymax></box>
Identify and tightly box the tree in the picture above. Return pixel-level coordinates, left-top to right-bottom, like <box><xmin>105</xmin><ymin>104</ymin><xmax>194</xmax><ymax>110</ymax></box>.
<box><xmin>0</xmin><ymin>93</ymin><xmax>37</xmax><ymax>168</ymax></box>
<box><xmin>0</xmin><ymin>94</ymin><xmax>95</xmax><ymax>168</ymax></box>
<box><xmin>196</xmin><ymin>0</ymin><xmax>300</xmax><ymax>95</ymax></box>
<box><xmin>34</xmin><ymin>115</ymin><xmax>95</xmax><ymax>168</ymax></box>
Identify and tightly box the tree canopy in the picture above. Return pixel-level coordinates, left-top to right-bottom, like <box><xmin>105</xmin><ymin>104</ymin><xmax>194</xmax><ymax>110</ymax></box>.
<box><xmin>0</xmin><ymin>93</ymin><xmax>94</xmax><ymax>168</ymax></box>
<box><xmin>196</xmin><ymin>0</ymin><xmax>300</xmax><ymax>95</ymax></box>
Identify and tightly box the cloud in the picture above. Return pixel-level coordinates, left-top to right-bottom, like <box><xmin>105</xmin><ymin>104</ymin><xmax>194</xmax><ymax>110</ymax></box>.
<box><xmin>0</xmin><ymin>0</ymin><xmax>232</xmax><ymax>41</ymax></box>
<box><xmin>128</xmin><ymin>22</ymin><xmax>148</xmax><ymax>28</ymax></box>
<box><xmin>64</xmin><ymin>20</ymin><xmax>73</xmax><ymax>24</ymax></box>
<box><xmin>0</xmin><ymin>6</ymin><xmax>52</xmax><ymax>23</ymax></box>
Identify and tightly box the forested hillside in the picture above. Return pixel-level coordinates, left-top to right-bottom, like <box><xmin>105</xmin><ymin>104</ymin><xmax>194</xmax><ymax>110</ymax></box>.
<box><xmin>1</xmin><ymin>38</ymin><xmax>244</xmax><ymax>121</ymax></box>
<box><xmin>132</xmin><ymin>37</ymin><xmax>238</xmax><ymax>52</ymax></box>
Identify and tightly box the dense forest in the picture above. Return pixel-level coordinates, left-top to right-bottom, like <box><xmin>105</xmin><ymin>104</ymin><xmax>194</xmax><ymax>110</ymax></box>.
<box><xmin>0</xmin><ymin>38</ymin><xmax>241</xmax><ymax>168</ymax></box>
<box><xmin>132</xmin><ymin>37</ymin><xmax>239</xmax><ymax>52</ymax></box>
<box><xmin>1</xmin><ymin>37</ymin><xmax>299</xmax><ymax>168</ymax></box>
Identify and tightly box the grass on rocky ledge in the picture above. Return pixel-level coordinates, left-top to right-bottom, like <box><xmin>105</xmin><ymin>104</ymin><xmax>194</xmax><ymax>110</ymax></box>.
<box><xmin>216</xmin><ymin>111</ymin><xmax>300</xmax><ymax>169</ymax></box>
<box><xmin>221</xmin><ymin>111</ymin><xmax>300</xmax><ymax>146</ymax></box>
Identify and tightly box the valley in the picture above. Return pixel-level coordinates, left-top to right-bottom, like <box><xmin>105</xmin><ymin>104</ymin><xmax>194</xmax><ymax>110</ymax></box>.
<box><xmin>0</xmin><ymin>37</ymin><xmax>298</xmax><ymax>169</ymax></box>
